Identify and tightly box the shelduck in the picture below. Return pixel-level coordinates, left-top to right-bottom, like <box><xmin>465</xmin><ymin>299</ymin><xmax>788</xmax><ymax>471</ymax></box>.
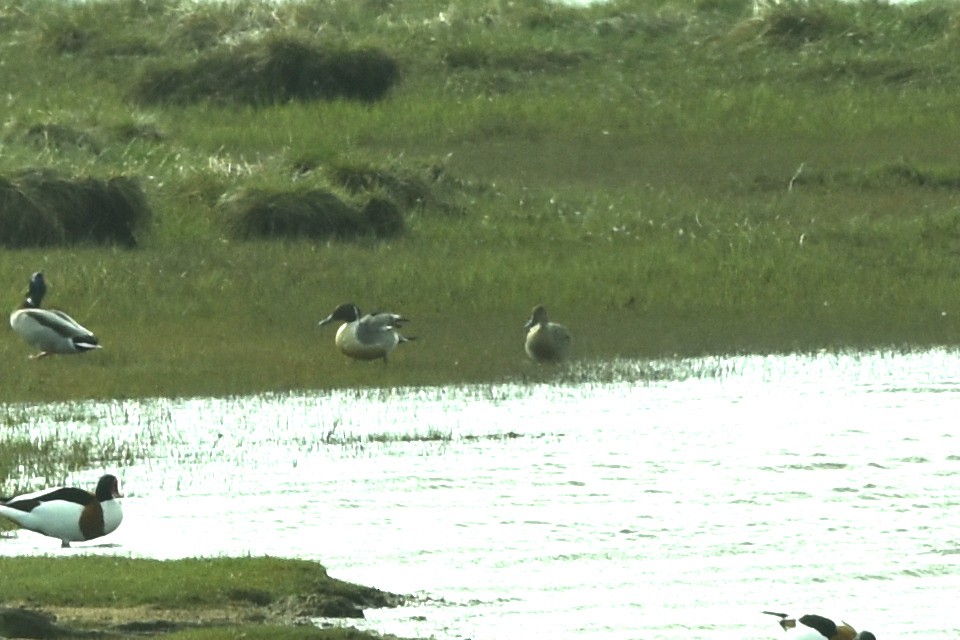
<box><xmin>0</xmin><ymin>474</ymin><xmax>123</xmax><ymax>548</ymax></box>
<box><xmin>763</xmin><ymin>611</ymin><xmax>876</xmax><ymax>640</ymax></box>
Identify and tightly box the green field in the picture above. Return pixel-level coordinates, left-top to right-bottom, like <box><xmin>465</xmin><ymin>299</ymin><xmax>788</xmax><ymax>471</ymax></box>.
<box><xmin>2</xmin><ymin>0</ymin><xmax>960</xmax><ymax>405</ymax></box>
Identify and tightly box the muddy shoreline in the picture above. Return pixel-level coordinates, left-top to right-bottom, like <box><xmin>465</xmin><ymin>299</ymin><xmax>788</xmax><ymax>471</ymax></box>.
<box><xmin>0</xmin><ymin>594</ymin><xmax>422</xmax><ymax>640</ymax></box>
<box><xmin>1</xmin><ymin>591</ymin><xmax>423</xmax><ymax>639</ymax></box>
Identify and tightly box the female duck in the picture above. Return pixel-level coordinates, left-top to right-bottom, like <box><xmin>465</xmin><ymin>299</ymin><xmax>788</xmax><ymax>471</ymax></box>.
<box><xmin>0</xmin><ymin>474</ymin><xmax>123</xmax><ymax>548</ymax></box>
<box><xmin>524</xmin><ymin>305</ymin><xmax>572</xmax><ymax>363</ymax></box>
<box><xmin>318</xmin><ymin>302</ymin><xmax>413</xmax><ymax>362</ymax></box>
<box><xmin>9</xmin><ymin>272</ymin><xmax>100</xmax><ymax>359</ymax></box>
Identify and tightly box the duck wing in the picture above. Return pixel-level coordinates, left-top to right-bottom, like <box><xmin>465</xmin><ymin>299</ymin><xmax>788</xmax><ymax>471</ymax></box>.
<box><xmin>799</xmin><ymin>614</ymin><xmax>839</xmax><ymax>637</ymax></box>
<box><xmin>361</xmin><ymin>312</ymin><xmax>408</xmax><ymax>332</ymax></box>
<box><xmin>4</xmin><ymin>487</ymin><xmax>95</xmax><ymax>512</ymax></box>
<box><xmin>17</xmin><ymin>308</ymin><xmax>96</xmax><ymax>341</ymax></box>
<box><xmin>47</xmin><ymin>309</ymin><xmax>97</xmax><ymax>339</ymax></box>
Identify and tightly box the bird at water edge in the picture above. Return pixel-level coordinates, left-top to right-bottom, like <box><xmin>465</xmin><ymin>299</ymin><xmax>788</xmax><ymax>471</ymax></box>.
<box><xmin>763</xmin><ymin>611</ymin><xmax>877</xmax><ymax>640</ymax></box>
<box><xmin>523</xmin><ymin>304</ymin><xmax>572</xmax><ymax>363</ymax></box>
<box><xmin>0</xmin><ymin>474</ymin><xmax>123</xmax><ymax>548</ymax></box>
<box><xmin>318</xmin><ymin>302</ymin><xmax>413</xmax><ymax>362</ymax></box>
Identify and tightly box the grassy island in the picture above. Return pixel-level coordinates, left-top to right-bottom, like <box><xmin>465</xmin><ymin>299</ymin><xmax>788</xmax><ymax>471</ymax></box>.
<box><xmin>0</xmin><ymin>555</ymin><xmax>414</xmax><ymax>639</ymax></box>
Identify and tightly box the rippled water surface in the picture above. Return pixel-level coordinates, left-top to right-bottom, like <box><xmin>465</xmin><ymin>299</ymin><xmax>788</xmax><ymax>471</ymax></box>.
<box><xmin>4</xmin><ymin>350</ymin><xmax>960</xmax><ymax>639</ymax></box>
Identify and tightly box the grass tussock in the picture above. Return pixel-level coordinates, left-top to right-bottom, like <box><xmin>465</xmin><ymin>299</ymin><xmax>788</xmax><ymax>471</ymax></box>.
<box><xmin>0</xmin><ymin>170</ymin><xmax>151</xmax><ymax>248</ymax></box>
<box><xmin>220</xmin><ymin>188</ymin><xmax>404</xmax><ymax>241</ymax></box>
<box><xmin>755</xmin><ymin>1</ymin><xmax>840</xmax><ymax>46</ymax></box>
<box><xmin>322</xmin><ymin>159</ymin><xmax>465</xmax><ymax>215</ymax></box>
<box><xmin>23</xmin><ymin>123</ymin><xmax>103</xmax><ymax>155</ymax></box>
<box><xmin>134</xmin><ymin>37</ymin><xmax>400</xmax><ymax>106</ymax></box>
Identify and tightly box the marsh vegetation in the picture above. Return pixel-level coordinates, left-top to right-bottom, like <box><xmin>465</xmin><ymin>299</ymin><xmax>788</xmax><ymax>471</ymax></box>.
<box><xmin>2</xmin><ymin>0</ymin><xmax>960</xmax><ymax>403</ymax></box>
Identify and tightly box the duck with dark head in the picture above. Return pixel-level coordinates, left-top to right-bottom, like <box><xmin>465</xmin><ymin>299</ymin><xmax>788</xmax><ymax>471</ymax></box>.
<box><xmin>9</xmin><ymin>271</ymin><xmax>101</xmax><ymax>359</ymax></box>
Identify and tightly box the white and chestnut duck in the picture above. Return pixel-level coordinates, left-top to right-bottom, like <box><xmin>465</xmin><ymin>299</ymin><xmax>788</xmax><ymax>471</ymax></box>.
<box><xmin>0</xmin><ymin>474</ymin><xmax>123</xmax><ymax>547</ymax></box>
<box><xmin>764</xmin><ymin>611</ymin><xmax>877</xmax><ymax>640</ymax></box>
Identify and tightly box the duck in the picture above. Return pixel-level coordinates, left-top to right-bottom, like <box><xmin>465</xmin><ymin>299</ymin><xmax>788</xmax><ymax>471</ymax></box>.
<box><xmin>523</xmin><ymin>304</ymin><xmax>572</xmax><ymax>363</ymax></box>
<box><xmin>763</xmin><ymin>611</ymin><xmax>876</xmax><ymax>640</ymax></box>
<box><xmin>9</xmin><ymin>271</ymin><xmax>101</xmax><ymax>359</ymax></box>
<box><xmin>0</xmin><ymin>474</ymin><xmax>123</xmax><ymax>548</ymax></box>
<box><xmin>318</xmin><ymin>302</ymin><xmax>413</xmax><ymax>362</ymax></box>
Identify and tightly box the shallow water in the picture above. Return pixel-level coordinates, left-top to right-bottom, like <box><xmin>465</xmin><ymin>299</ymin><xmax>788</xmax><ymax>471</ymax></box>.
<box><xmin>3</xmin><ymin>349</ymin><xmax>960</xmax><ymax>639</ymax></box>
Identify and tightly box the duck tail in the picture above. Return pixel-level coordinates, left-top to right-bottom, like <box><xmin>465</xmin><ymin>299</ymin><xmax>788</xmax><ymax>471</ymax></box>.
<box><xmin>73</xmin><ymin>339</ymin><xmax>102</xmax><ymax>352</ymax></box>
<box><xmin>762</xmin><ymin>611</ymin><xmax>794</xmax><ymax>632</ymax></box>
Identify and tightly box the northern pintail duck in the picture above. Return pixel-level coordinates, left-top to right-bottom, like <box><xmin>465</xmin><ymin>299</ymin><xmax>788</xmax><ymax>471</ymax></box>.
<box><xmin>318</xmin><ymin>302</ymin><xmax>413</xmax><ymax>362</ymax></box>
<box><xmin>523</xmin><ymin>305</ymin><xmax>572</xmax><ymax>363</ymax></box>
<box><xmin>0</xmin><ymin>474</ymin><xmax>123</xmax><ymax>548</ymax></box>
<box><xmin>9</xmin><ymin>271</ymin><xmax>101</xmax><ymax>359</ymax></box>
<box><xmin>764</xmin><ymin>612</ymin><xmax>876</xmax><ymax>640</ymax></box>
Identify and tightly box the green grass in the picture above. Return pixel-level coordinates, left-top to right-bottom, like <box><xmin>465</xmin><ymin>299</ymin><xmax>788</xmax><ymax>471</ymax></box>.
<box><xmin>1</xmin><ymin>0</ymin><xmax>960</xmax><ymax>405</ymax></box>
<box><xmin>0</xmin><ymin>556</ymin><xmax>381</xmax><ymax>607</ymax></box>
<box><xmin>0</xmin><ymin>556</ymin><xmax>404</xmax><ymax>640</ymax></box>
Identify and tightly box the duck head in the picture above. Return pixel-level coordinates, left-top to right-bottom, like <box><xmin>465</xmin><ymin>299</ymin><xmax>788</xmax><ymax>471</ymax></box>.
<box><xmin>24</xmin><ymin>272</ymin><xmax>47</xmax><ymax>308</ymax></box>
<box><xmin>95</xmin><ymin>474</ymin><xmax>123</xmax><ymax>501</ymax></box>
<box><xmin>319</xmin><ymin>303</ymin><xmax>362</xmax><ymax>327</ymax></box>
<box><xmin>524</xmin><ymin>305</ymin><xmax>549</xmax><ymax>330</ymax></box>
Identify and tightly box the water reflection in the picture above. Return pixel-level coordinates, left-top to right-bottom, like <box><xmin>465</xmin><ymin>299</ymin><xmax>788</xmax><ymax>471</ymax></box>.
<box><xmin>2</xmin><ymin>349</ymin><xmax>960</xmax><ymax>639</ymax></box>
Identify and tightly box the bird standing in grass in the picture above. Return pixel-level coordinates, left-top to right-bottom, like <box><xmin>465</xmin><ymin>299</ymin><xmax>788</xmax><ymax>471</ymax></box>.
<box><xmin>9</xmin><ymin>271</ymin><xmax>100</xmax><ymax>359</ymax></box>
<box><xmin>524</xmin><ymin>305</ymin><xmax>572</xmax><ymax>363</ymax></box>
<box><xmin>318</xmin><ymin>302</ymin><xmax>413</xmax><ymax>362</ymax></box>
<box><xmin>0</xmin><ymin>474</ymin><xmax>123</xmax><ymax>548</ymax></box>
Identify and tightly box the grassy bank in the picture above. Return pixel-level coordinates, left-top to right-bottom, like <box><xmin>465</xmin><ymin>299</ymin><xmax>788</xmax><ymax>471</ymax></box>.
<box><xmin>0</xmin><ymin>556</ymin><xmax>412</xmax><ymax>639</ymax></box>
<box><xmin>2</xmin><ymin>0</ymin><xmax>960</xmax><ymax>403</ymax></box>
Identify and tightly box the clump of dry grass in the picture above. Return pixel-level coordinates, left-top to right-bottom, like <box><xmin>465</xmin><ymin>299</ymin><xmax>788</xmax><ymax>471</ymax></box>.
<box><xmin>133</xmin><ymin>36</ymin><xmax>400</xmax><ymax>106</ymax></box>
<box><xmin>323</xmin><ymin>160</ymin><xmax>466</xmax><ymax>217</ymax></box>
<box><xmin>220</xmin><ymin>188</ymin><xmax>404</xmax><ymax>240</ymax></box>
<box><xmin>22</xmin><ymin>123</ymin><xmax>102</xmax><ymax>155</ymax></box>
<box><xmin>326</xmin><ymin>162</ymin><xmax>435</xmax><ymax>208</ymax></box>
<box><xmin>0</xmin><ymin>170</ymin><xmax>151</xmax><ymax>248</ymax></box>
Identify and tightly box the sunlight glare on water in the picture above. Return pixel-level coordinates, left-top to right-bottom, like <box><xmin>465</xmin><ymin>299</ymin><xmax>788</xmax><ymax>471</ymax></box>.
<box><xmin>2</xmin><ymin>349</ymin><xmax>960</xmax><ymax>639</ymax></box>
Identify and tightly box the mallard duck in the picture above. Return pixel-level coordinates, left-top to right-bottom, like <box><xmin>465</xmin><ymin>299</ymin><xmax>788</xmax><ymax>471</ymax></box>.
<box><xmin>763</xmin><ymin>611</ymin><xmax>876</xmax><ymax>640</ymax></box>
<box><xmin>9</xmin><ymin>272</ymin><xmax>101</xmax><ymax>359</ymax></box>
<box><xmin>318</xmin><ymin>302</ymin><xmax>413</xmax><ymax>362</ymax></box>
<box><xmin>0</xmin><ymin>474</ymin><xmax>123</xmax><ymax>548</ymax></box>
<box><xmin>523</xmin><ymin>305</ymin><xmax>572</xmax><ymax>363</ymax></box>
